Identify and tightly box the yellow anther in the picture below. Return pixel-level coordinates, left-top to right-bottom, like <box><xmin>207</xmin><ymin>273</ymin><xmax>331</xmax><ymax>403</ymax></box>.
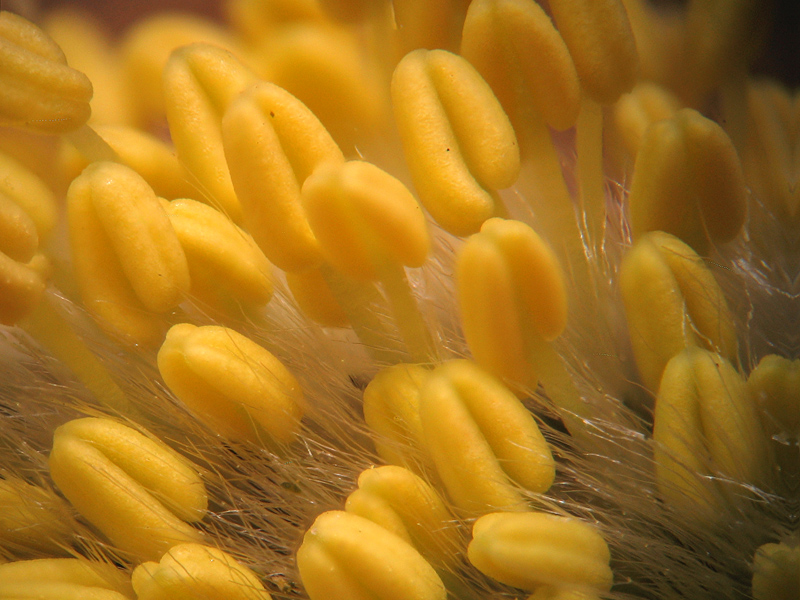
<box><xmin>285</xmin><ymin>267</ymin><xmax>349</xmax><ymax>327</ymax></box>
<box><xmin>132</xmin><ymin>543</ymin><xmax>272</xmax><ymax>600</ymax></box>
<box><xmin>743</xmin><ymin>79</ymin><xmax>795</xmax><ymax>219</ymax></box>
<box><xmin>42</xmin><ymin>8</ymin><xmax>135</xmax><ymax>127</ymax></box>
<box><xmin>67</xmin><ymin>161</ymin><xmax>190</xmax><ymax>346</ymax></box>
<box><xmin>316</xmin><ymin>0</ymin><xmax>379</xmax><ymax>23</ymax></box>
<box><xmin>457</xmin><ymin>217</ymin><xmax>567</xmax><ymax>391</ymax></box>
<box><xmin>548</xmin><ymin>0</ymin><xmax>638</xmax><ymax>105</ymax></box>
<box><xmin>653</xmin><ymin>348</ymin><xmax>768</xmax><ymax>522</ymax></box>
<box><xmin>226</xmin><ymin>0</ymin><xmax>326</xmax><ymax>44</ymax></box>
<box><xmin>0</xmin><ymin>150</ymin><xmax>57</xmax><ymax>242</ymax></box>
<box><xmin>681</xmin><ymin>0</ymin><xmax>762</xmax><ymax>106</ymax></box>
<box><xmin>362</xmin><ymin>363</ymin><xmax>431</xmax><ymax>473</ymax></box>
<box><xmin>163</xmin><ymin>42</ymin><xmax>257</xmax><ymax>222</ymax></box>
<box><xmin>0</xmin><ymin>192</ymin><xmax>37</xmax><ymax>265</ymax></box>
<box><xmin>222</xmin><ymin>80</ymin><xmax>343</xmax><ymax>273</ymax></box>
<box><xmin>345</xmin><ymin>466</ymin><xmax>460</xmax><ymax>570</ymax></box>
<box><xmin>120</xmin><ymin>13</ymin><xmax>240</xmax><ymax>127</ymax></box>
<box><xmin>0</xmin><ymin>10</ymin><xmax>92</xmax><ymax>134</ymax></box>
<box><xmin>391</xmin><ymin>48</ymin><xmax>519</xmax><ymax>236</ymax></box>
<box><xmin>302</xmin><ymin>159</ymin><xmax>435</xmax><ymax>361</ymax></box>
<box><xmin>419</xmin><ymin>360</ymin><xmax>555</xmax><ymax>515</ymax></box>
<box><xmin>752</xmin><ymin>541</ymin><xmax>800</xmax><ymax>600</ymax></box>
<box><xmin>255</xmin><ymin>24</ymin><xmax>387</xmax><ymax>151</ymax></box>
<box><xmin>165</xmin><ymin>198</ymin><xmax>273</xmax><ymax>310</ymax></box>
<box><xmin>0</xmin><ymin>251</ymin><xmax>49</xmax><ymax>326</ymax></box>
<box><xmin>747</xmin><ymin>355</ymin><xmax>800</xmax><ymax>438</ymax></box>
<box><xmin>393</xmin><ymin>0</ymin><xmax>462</xmax><ymax>54</ymax></box>
<box><xmin>613</xmin><ymin>82</ymin><xmax>681</xmax><ymax>158</ymax></box>
<box><xmin>528</xmin><ymin>587</ymin><xmax>603</xmax><ymax>600</ymax></box>
<box><xmin>296</xmin><ymin>510</ymin><xmax>446</xmax><ymax>600</ymax></box>
<box><xmin>48</xmin><ymin>417</ymin><xmax>207</xmax><ymax>562</ymax></box>
<box><xmin>461</xmin><ymin>0</ymin><xmax>581</xmax><ymax>131</ymax></box>
<box><xmin>60</xmin><ymin>124</ymin><xmax>197</xmax><ymax>201</ymax></box>
<box><xmin>629</xmin><ymin>108</ymin><xmax>747</xmax><ymax>253</ymax></box>
<box><xmin>301</xmin><ymin>160</ymin><xmax>429</xmax><ymax>281</ymax></box>
<box><xmin>0</xmin><ymin>477</ymin><xmax>74</xmax><ymax>557</ymax></box>
<box><xmin>468</xmin><ymin>512</ymin><xmax>613</xmax><ymax>594</ymax></box>
<box><xmin>0</xmin><ymin>558</ymin><xmax>133</xmax><ymax>599</ymax></box>
<box><xmin>158</xmin><ymin>323</ymin><xmax>304</xmax><ymax>446</ymax></box>
<box><xmin>619</xmin><ymin>231</ymin><xmax>737</xmax><ymax>394</ymax></box>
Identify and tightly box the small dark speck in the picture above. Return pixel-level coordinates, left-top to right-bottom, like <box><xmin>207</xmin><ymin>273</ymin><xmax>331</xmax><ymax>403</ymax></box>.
<box><xmin>445</xmin><ymin>147</ymin><xmax>450</xmax><ymax>151</ymax></box>
<box><xmin>270</xmin><ymin>111</ymin><xmax>275</xmax><ymax>117</ymax></box>
<box><xmin>349</xmin><ymin>374</ymin><xmax>368</xmax><ymax>390</ymax></box>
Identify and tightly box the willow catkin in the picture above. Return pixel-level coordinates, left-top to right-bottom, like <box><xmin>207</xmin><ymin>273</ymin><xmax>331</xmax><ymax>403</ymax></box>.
<box><xmin>0</xmin><ymin>2</ymin><xmax>794</xmax><ymax>600</ymax></box>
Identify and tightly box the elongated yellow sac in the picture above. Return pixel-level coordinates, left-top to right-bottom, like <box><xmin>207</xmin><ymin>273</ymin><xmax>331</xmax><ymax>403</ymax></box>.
<box><xmin>344</xmin><ymin>465</ymin><xmax>461</xmax><ymax>570</ymax></box>
<box><xmin>548</xmin><ymin>0</ymin><xmax>638</xmax><ymax>104</ymax></box>
<box><xmin>362</xmin><ymin>363</ymin><xmax>431</xmax><ymax>474</ymax></box>
<box><xmin>0</xmin><ymin>148</ymin><xmax>58</xmax><ymax>324</ymax></box>
<box><xmin>42</xmin><ymin>8</ymin><xmax>135</xmax><ymax>127</ymax></box>
<box><xmin>120</xmin><ymin>12</ymin><xmax>240</xmax><ymax>128</ymax></box>
<box><xmin>163</xmin><ymin>42</ymin><xmax>257</xmax><ymax>222</ymax></box>
<box><xmin>0</xmin><ymin>557</ymin><xmax>133</xmax><ymax>600</ymax></box>
<box><xmin>296</xmin><ymin>510</ymin><xmax>446</xmax><ymax>600</ymax></box>
<box><xmin>613</xmin><ymin>82</ymin><xmax>681</xmax><ymax>159</ymax></box>
<box><xmin>747</xmin><ymin>355</ymin><xmax>800</xmax><ymax>438</ymax></box>
<box><xmin>419</xmin><ymin>360</ymin><xmax>555</xmax><ymax>515</ymax></box>
<box><xmin>0</xmin><ymin>11</ymin><xmax>92</xmax><ymax>134</ymax></box>
<box><xmin>461</xmin><ymin>0</ymin><xmax>581</xmax><ymax>131</ymax></box>
<box><xmin>59</xmin><ymin>124</ymin><xmax>197</xmax><ymax>201</ymax></box>
<box><xmin>255</xmin><ymin>23</ymin><xmax>387</xmax><ymax>152</ymax></box>
<box><xmin>527</xmin><ymin>586</ymin><xmax>604</xmax><ymax>600</ymax></box>
<box><xmin>48</xmin><ymin>417</ymin><xmax>207</xmax><ymax>562</ymax></box>
<box><xmin>67</xmin><ymin>161</ymin><xmax>190</xmax><ymax>347</ymax></box>
<box><xmin>619</xmin><ymin>231</ymin><xmax>737</xmax><ymax>394</ymax></box>
<box><xmin>0</xmin><ymin>477</ymin><xmax>75</xmax><ymax>558</ymax></box>
<box><xmin>222</xmin><ymin>80</ymin><xmax>343</xmax><ymax>273</ymax></box>
<box><xmin>165</xmin><ymin>198</ymin><xmax>273</xmax><ymax>311</ymax></box>
<box><xmin>742</xmin><ymin>79</ymin><xmax>796</xmax><ymax>219</ymax></box>
<box><xmin>0</xmin><ymin>150</ymin><xmax>58</xmax><ymax>242</ymax></box>
<box><xmin>653</xmin><ymin>348</ymin><xmax>769</xmax><ymax>524</ymax></box>
<box><xmin>301</xmin><ymin>160</ymin><xmax>429</xmax><ymax>281</ymax></box>
<box><xmin>468</xmin><ymin>512</ymin><xmax>613</xmax><ymax>595</ymax></box>
<box><xmin>158</xmin><ymin>323</ymin><xmax>304</xmax><ymax>446</ymax></box>
<box><xmin>393</xmin><ymin>0</ymin><xmax>463</xmax><ymax>55</ymax></box>
<box><xmin>0</xmin><ymin>216</ymin><xmax>50</xmax><ymax>326</ymax></box>
<box><xmin>285</xmin><ymin>267</ymin><xmax>349</xmax><ymax>327</ymax></box>
<box><xmin>225</xmin><ymin>0</ymin><xmax>326</xmax><ymax>45</ymax></box>
<box><xmin>132</xmin><ymin>543</ymin><xmax>272</xmax><ymax>600</ymax></box>
<box><xmin>392</xmin><ymin>48</ymin><xmax>519</xmax><ymax>236</ymax></box>
<box><xmin>628</xmin><ymin>108</ymin><xmax>747</xmax><ymax>254</ymax></box>
<box><xmin>457</xmin><ymin>217</ymin><xmax>567</xmax><ymax>392</ymax></box>
<box><xmin>751</xmin><ymin>541</ymin><xmax>800</xmax><ymax>600</ymax></box>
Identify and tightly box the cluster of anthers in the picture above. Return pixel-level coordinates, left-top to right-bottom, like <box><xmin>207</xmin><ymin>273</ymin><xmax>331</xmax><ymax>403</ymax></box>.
<box><xmin>0</xmin><ymin>0</ymin><xmax>797</xmax><ymax>599</ymax></box>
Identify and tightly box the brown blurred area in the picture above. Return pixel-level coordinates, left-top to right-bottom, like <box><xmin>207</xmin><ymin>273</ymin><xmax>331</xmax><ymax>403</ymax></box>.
<box><xmin>4</xmin><ymin>0</ymin><xmax>223</xmax><ymax>32</ymax></box>
<box><xmin>4</xmin><ymin>0</ymin><xmax>798</xmax><ymax>86</ymax></box>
